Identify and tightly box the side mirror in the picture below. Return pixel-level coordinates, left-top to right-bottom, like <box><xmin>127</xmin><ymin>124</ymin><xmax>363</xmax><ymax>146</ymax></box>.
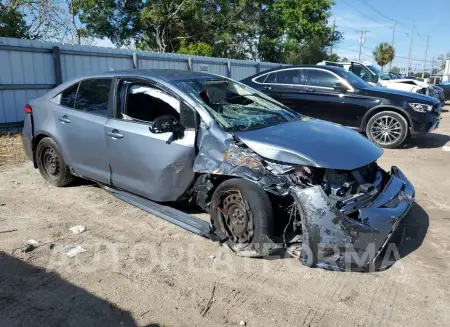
<box><xmin>149</xmin><ymin>115</ymin><xmax>185</xmax><ymax>144</ymax></box>
<box><xmin>333</xmin><ymin>82</ymin><xmax>349</xmax><ymax>93</ymax></box>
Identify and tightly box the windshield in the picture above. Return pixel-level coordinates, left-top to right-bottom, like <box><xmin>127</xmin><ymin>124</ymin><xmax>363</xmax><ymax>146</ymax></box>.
<box><xmin>174</xmin><ymin>78</ymin><xmax>301</xmax><ymax>132</ymax></box>
<box><xmin>367</xmin><ymin>65</ymin><xmax>391</xmax><ymax>80</ymax></box>
<box><xmin>337</xmin><ymin>70</ymin><xmax>371</xmax><ymax>89</ymax></box>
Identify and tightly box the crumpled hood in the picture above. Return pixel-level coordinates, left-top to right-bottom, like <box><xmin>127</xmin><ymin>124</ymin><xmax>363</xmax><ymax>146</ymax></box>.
<box><xmin>234</xmin><ymin>119</ymin><xmax>383</xmax><ymax>170</ymax></box>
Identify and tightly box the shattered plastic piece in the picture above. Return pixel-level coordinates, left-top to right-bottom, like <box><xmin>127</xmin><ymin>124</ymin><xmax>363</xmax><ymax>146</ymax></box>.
<box><xmin>240</xmin><ymin>320</ymin><xmax>246</xmax><ymax>326</ymax></box>
<box><xmin>65</xmin><ymin>245</ymin><xmax>86</xmax><ymax>257</ymax></box>
<box><xmin>26</xmin><ymin>239</ymin><xmax>39</xmax><ymax>246</ymax></box>
<box><xmin>69</xmin><ymin>225</ymin><xmax>86</xmax><ymax>234</ymax></box>
<box><xmin>443</xmin><ymin>146</ymin><xmax>450</xmax><ymax>152</ymax></box>
<box><xmin>22</xmin><ymin>244</ymin><xmax>37</xmax><ymax>253</ymax></box>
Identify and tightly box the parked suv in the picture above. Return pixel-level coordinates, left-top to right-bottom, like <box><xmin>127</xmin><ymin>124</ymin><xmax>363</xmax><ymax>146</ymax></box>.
<box><xmin>242</xmin><ymin>65</ymin><xmax>441</xmax><ymax>148</ymax></box>
<box><xmin>22</xmin><ymin>70</ymin><xmax>415</xmax><ymax>271</ymax></box>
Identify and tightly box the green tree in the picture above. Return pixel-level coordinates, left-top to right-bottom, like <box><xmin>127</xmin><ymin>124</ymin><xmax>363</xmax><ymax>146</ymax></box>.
<box><xmin>0</xmin><ymin>1</ymin><xmax>29</xmax><ymax>38</ymax></box>
<box><xmin>373</xmin><ymin>42</ymin><xmax>395</xmax><ymax>70</ymax></box>
<box><xmin>177</xmin><ymin>39</ymin><xmax>213</xmax><ymax>56</ymax></box>
<box><xmin>342</xmin><ymin>57</ymin><xmax>349</xmax><ymax>63</ymax></box>
<box><xmin>390</xmin><ymin>66</ymin><xmax>401</xmax><ymax>74</ymax></box>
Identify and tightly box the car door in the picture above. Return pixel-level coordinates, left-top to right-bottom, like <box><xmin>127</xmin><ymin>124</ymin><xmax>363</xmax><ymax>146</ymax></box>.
<box><xmin>296</xmin><ymin>68</ymin><xmax>373</xmax><ymax>128</ymax></box>
<box><xmin>104</xmin><ymin>80</ymin><xmax>196</xmax><ymax>202</ymax></box>
<box><xmin>249</xmin><ymin>68</ymin><xmax>326</xmax><ymax>118</ymax></box>
<box><xmin>51</xmin><ymin>78</ymin><xmax>112</xmax><ymax>183</ymax></box>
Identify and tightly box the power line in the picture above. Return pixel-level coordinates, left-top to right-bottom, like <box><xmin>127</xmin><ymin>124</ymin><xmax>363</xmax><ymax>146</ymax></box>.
<box><xmin>340</xmin><ymin>0</ymin><xmax>388</xmax><ymax>27</ymax></box>
<box><xmin>357</xmin><ymin>0</ymin><xmax>395</xmax><ymax>23</ymax></box>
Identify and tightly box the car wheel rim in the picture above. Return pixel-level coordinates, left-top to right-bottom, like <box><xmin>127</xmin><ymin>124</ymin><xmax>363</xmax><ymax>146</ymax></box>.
<box><xmin>220</xmin><ymin>191</ymin><xmax>253</xmax><ymax>244</ymax></box>
<box><xmin>370</xmin><ymin>116</ymin><xmax>402</xmax><ymax>145</ymax></box>
<box><xmin>42</xmin><ymin>147</ymin><xmax>60</xmax><ymax>177</ymax></box>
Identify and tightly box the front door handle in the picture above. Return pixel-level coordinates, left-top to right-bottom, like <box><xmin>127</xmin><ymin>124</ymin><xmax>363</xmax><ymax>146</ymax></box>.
<box><xmin>264</xmin><ymin>86</ymin><xmax>272</xmax><ymax>91</ymax></box>
<box><xmin>58</xmin><ymin>115</ymin><xmax>71</xmax><ymax>123</ymax></box>
<box><xmin>106</xmin><ymin>129</ymin><xmax>124</xmax><ymax>139</ymax></box>
<box><xmin>302</xmin><ymin>88</ymin><xmax>316</xmax><ymax>92</ymax></box>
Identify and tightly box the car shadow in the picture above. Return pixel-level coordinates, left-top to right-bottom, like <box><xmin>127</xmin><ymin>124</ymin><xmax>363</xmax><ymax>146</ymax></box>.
<box><xmin>400</xmin><ymin>132</ymin><xmax>450</xmax><ymax>149</ymax></box>
<box><xmin>0</xmin><ymin>252</ymin><xmax>161</xmax><ymax>327</ymax></box>
<box><xmin>371</xmin><ymin>202</ymin><xmax>429</xmax><ymax>272</ymax></box>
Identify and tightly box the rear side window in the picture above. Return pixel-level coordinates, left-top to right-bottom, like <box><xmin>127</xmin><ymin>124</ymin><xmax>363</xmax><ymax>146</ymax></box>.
<box><xmin>75</xmin><ymin>79</ymin><xmax>112</xmax><ymax>116</ymax></box>
<box><xmin>59</xmin><ymin>83</ymin><xmax>79</xmax><ymax>108</ymax></box>
<box><xmin>304</xmin><ymin>69</ymin><xmax>339</xmax><ymax>88</ymax></box>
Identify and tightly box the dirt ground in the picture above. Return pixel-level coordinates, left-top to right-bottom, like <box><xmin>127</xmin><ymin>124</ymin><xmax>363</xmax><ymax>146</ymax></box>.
<box><xmin>1</xmin><ymin>108</ymin><xmax>449</xmax><ymax>327</ymax></box>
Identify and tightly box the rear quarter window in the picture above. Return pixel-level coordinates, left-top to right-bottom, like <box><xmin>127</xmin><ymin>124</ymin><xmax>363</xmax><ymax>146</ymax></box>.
<box><xmin>54</xmin><ymin>83</ymin><xmax>79</xmax><ymax>108</ymax></box>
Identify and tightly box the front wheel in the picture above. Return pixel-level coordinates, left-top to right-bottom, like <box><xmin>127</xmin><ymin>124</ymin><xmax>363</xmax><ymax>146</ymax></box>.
<box><xmin>366</xmin><ymin>111</ymin><xmax>408</xmax><ymax>148</ymax></box>
<box><xmin>210</xmin><ymin>178</ymin><xmax>277</xmax><ymax>257</ymax></box>
<box><xmin>36</xmin><ymin>137</ymin><xmax>75</xmax><ymax>187</ymax></box>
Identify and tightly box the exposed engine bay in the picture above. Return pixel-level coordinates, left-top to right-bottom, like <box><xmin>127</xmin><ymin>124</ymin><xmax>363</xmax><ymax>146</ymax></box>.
<box><xmin>192</xmin><ymin>139</ymin><xmax>414</xmax><ymax>271</ymax></box>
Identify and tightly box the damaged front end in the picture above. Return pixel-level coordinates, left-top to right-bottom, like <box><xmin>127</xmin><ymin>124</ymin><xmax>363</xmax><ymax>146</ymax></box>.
<box><xmin>195</xmin><ymin>137</ymin><xmax>414</xmax><ymax>271</ymax></box>
<box><xmin>291</xmin><ymin>166</ymin><xmax>414</xmax><ymax>271</ymax></box>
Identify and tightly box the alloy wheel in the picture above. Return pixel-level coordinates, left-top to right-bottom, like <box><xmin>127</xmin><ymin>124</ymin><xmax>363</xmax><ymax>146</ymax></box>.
<box><xmin>369</xmin><ymin>116</ymin><xmax>403</xmax><ymax>146</ymax></box>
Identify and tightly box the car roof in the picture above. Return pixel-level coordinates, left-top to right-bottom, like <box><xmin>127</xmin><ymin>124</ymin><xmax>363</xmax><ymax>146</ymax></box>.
<box><xmin>85</xmin><ymin>69</ymin><xmax>217</xmax><ymax>82</ymax></box>
<box><xmin>244</xmin><ymin>64</ymin><xmax>347</xmax><ymax>79</ymax></box>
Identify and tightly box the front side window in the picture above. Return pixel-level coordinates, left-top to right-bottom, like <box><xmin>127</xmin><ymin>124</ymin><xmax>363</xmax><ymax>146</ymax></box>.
<box><xmin>367</xmin><ymin>65</ymin><xmax>391</xmax><ymax>81</ymax></box>
<box><xmin>122</xmin><ymin>83</ymin><xmax>181</xmax><ymax>123</ymax></box>
<box><xmin>175</xmin><ymin>78</ymin><xmax>301</xmax><ymax>133</ymax></box>
<box><xmin>303</xmin><ymin>69</ymin><xmax>340</xmax><ymax>88</ymax></box>
<box><xmin>75</xmin><ymin>79</ymin><xmax>112</xmax><ymax>116</ymax></box>
<box><xmin>350</xmin><ymin>64</ymin><xmax>373</xmax><ymax>82</ymax></box>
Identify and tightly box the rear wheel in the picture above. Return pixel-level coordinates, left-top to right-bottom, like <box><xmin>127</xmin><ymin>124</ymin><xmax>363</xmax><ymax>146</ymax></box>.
<box><xmin>36</xmin><ymin>137</ymin><xmax>75</xmax><ymax>187</ymax></box>
<box><xmin>210</xmin><ymin>178</ymin><xmax>276</xmax><ymax>257</ymax></box>
<box><xmin>366</xmin><ymin>111</ymin><xmax>408</xmax><ymax>148</ymax></box>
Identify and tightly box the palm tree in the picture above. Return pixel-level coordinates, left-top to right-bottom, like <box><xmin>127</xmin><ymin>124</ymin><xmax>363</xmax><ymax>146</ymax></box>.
<box><xmin>373</xmin><ymin>42</ymin><xmax>395</xmax><ymax>70</ymax></box>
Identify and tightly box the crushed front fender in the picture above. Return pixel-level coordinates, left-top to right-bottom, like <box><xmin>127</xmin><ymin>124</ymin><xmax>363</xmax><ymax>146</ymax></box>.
<box><xmin>291</xmin><ymin>166</ymin><xmax>415</xmax><ymax>271</ymax></box>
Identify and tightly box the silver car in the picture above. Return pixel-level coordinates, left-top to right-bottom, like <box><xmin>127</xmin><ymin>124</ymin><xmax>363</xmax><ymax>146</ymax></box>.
<box><xmin>22</xmin><ymin>70</ymin><xmax>415</xmax><ymax>271</ymax></box>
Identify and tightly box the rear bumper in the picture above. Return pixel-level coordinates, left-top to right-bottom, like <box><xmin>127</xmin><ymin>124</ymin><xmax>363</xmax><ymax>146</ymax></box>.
<box><xmin>21</xmin><ymin>115</ymin><xmax>34</xmax><ymax>162</ymax></box>
<box><xmin>291</xmin><ymin>166</ymin><xmax>415</xmax><ymax>271</ymax></box>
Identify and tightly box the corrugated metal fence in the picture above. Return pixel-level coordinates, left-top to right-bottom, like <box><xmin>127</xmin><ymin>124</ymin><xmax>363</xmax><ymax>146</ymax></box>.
<box><xmin>0</xmin><ymin>37</ymin><xmax>282</xmax><ymax>128</ymax></box>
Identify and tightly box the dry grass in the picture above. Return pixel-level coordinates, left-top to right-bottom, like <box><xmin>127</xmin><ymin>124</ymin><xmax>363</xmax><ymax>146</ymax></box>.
<box><xmin>0</xmin><ymin>134</ymin><xmax>27</xmax><ymax>167</ymax></box>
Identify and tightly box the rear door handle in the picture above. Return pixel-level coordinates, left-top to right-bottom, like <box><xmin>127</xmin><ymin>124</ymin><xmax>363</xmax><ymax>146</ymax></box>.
<box><xmin>58</xmin><ymin>115</ymin><xmax>71</xmax><ymax>124</ymax></box>
<box><xmin>106</xmin><ymin>129</ymin><xmax>124</xmax><ymax>139</ymax></box>
<box><xmin>264</xmin><ymin>86</ymin><xmax>272</xmax><ymax>90</ymax></box>
<box><xmin>302</xmin><ymin>88</ymin><xmax>316</xmax><ymax>92</ymax></box>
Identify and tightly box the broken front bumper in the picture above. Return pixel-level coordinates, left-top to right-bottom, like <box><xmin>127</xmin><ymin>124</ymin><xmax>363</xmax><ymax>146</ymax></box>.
<box><xmin>291</xmin><ymin>166</ymin><xmax>415</xmax><ymax>271</ymax></box>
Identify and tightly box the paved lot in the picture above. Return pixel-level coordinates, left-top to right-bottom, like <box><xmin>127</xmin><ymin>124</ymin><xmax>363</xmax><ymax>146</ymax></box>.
<box><xmin>0</xmin><ymin>108</ymin><xmax>449</xmax><ymax>327</ymax></box>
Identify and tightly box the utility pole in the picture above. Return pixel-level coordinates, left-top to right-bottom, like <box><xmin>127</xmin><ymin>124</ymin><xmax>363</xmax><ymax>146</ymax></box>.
<box><xmin>422</xmin><ymin>34</ymin><xmax>430</xmax><ymax>79</ymax></box>
<box><xmin>330</xmin><ymin>19</ymin><xmax>336</xmax><ymax>57</ymax></box>
<box><xmin>357</xmin><ymin>30</ymin><xmax>368</xmax><ymax>62</ymax></box>
<box><xmin>431</xmin><ymin>57</ymin><xmax>435</xmax><ymax>83</ymax></box>
<box><xmin>407</xmin><ymin>24</ymin><xmax>415</xmax><ymax>76</ymax></box>
<box><xmin>388</xmin><ymin>20</ymin><xmax>396</xmax><ymax>71</ymax></box>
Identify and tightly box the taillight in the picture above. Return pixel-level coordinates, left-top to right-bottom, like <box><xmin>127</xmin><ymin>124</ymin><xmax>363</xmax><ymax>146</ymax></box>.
<box><xmin>24</xmin><ymin>104</ymin><xmax>32</xmax><ymax>114</ymax></box>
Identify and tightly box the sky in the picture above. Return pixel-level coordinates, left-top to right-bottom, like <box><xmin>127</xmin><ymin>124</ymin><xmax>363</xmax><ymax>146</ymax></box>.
<box><xmin>331</xmin><ymin>0</ymin><xmax>450</xmax><ymax>73</ymax></box>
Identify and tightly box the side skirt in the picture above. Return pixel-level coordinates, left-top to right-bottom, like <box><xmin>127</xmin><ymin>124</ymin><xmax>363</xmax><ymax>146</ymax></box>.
<box><xmin>102</xmin><ymin>185</ymin><xmax>218</xmax><ymax>241</ymax></box>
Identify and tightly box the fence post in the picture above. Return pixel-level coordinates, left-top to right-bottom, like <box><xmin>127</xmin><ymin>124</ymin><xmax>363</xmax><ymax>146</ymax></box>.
<box><xmin>227</xmin><ymin>61</ymin><xmax>232</xmax><ymax>77</ymax></box>
<box><xmin>132</xmin><ymin>52</ymin><xmax>139</xmax><ymax>69</ymax></box>
<box><xmin>52</xmin><ymin>46</ymin><xmax>63</xmax><ymax>85</ymax></box>
<box><xmin>188</xmin><ymin>57</ymin><xmax>193</xmax><ymax>71</ymax></box>
<box><xmin>256</xmin><ymin>62</ymin><xmax>261</xmax><ymax>73</ymax></box>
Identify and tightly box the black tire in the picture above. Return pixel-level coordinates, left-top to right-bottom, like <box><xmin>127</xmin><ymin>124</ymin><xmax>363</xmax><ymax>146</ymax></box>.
<box><xmin>36</xmin><ymin>137</ymin><xmax>75</xmax><ymax>187</ymax></box>
<box><xmin>210</xmin><ymin>178</ymin><xmax>276</xmax><ymax>257</ymax></box>
<box><xmin>366</xmin><ymin>111</ymin><xmax>408</xmax><ymax>149</ymax></box>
